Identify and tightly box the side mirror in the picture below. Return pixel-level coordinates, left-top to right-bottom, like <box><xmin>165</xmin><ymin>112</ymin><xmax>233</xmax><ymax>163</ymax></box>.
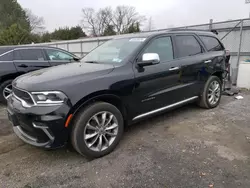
<box><xmin>73</xmin><ymin>57</ymin><xmax>81</xmax><ymax>61</ymax></box>
<box><xmin>138</xmin><ymin>53</ymin><xmax>160</xmax><ymax>67</ymax></box>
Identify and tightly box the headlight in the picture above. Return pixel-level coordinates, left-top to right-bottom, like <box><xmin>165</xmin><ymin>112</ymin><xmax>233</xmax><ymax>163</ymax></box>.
<box><xmin>31</xmin><ymin>91</ymin><xmax>67</xmax><ymax>105</ymax></box>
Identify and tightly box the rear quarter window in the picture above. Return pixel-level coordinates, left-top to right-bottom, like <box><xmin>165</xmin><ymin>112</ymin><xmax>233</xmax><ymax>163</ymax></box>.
<box><xmin>199</xmin><ymin>36</ymin><xmax>224</xmax><ymax>51</ymax></box>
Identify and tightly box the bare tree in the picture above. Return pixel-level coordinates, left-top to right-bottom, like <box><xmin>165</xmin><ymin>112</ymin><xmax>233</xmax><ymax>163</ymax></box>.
<box><xmin>111</xmin><ymin>6</ymin><xmax>145</xmax><ymax>34</ymax></box>
<box><xmin>97</xmin><ymin>7</ymin><xmax>112</xmax><ymax>35</ymax></box>
<box><xmin>81</xmin><ymin>8</ymin><xmax>97</xmax><ymax>36</ymax></box>
<box><xmin>25</xmin><ymin>9</ymin><xmax>45</xmax><ymax>34</ymax></box>
<box><xmin>81</xmin><ymin>6</ymin><xmax>146</xmax><ymax>36</ymax></box>
<box><xmin>81</xmin><ymin>7</ymin><xmax>112</xmax><ymax>36</ymax></box>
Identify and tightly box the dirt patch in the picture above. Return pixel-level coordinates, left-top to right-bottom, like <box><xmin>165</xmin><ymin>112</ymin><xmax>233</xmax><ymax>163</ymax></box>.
<box><xmin>1</xmin><ymin>93</ymin><xmax>250</xmax><ymax>187</ymax></box>
<box><xmin>216</xmin><ymin>145</ymin><xmax>248</xmax><ymax>161</ymax></box>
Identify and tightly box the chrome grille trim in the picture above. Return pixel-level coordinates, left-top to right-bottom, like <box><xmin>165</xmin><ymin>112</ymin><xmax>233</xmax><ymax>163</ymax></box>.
<box><xmin>13</xmin><ymin>123</ymin><xmax>55</xmax><ymax>148</ymax></box>
<box><xmin>12</xmin><ymin>86</ymin><xmax>35</xmax><ymax>105</ymax></box>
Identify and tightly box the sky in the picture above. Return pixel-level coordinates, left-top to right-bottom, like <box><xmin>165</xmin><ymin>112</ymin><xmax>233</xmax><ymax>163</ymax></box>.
<box><xmin>17</xmin><ymin>0</ymin><xmax>250</xmax><ymax>32</ymax></box>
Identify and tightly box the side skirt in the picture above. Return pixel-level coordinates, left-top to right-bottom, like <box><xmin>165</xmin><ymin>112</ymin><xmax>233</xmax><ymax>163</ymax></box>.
<box><xmin>132</xmin><ymin>96</ymin><xmax>198</xmax><ymax>121</ymax></box>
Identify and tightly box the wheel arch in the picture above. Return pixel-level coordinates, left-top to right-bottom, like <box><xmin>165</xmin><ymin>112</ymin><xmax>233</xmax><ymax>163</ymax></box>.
<box><xmin>211</xmin><ymin>71</ymin><xmax>224</xmax><ymax>82</ymax></box>
<box><xmin>0</xmin><ymin>72</ymin><xmax>24</xmax><ymax>84</ymax></box>
<box><xmin>66</xmin><ymin>90</ymin><xmax>128</xmax><ymax>129</ymax></box>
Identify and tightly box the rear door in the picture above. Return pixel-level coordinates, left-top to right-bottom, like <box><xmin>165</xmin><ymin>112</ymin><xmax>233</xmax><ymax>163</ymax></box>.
<box><xmin>172</xmin><ymin>34</ymin><xmax>208</xmax><ymax>99</ymax></box>
<box><xmin>44</xmin><ymin>48</ymin><xmax>75</xmax><ymax>66</ymax></box>
<box><xmin>13</xmin><ymin>48</ymin><xmax>50</xmax><ymax>73</ymax></box>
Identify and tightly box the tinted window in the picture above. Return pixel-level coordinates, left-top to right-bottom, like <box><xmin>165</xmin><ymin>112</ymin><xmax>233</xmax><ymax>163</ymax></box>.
<box><xmin>199</xmin><ymin>36</ymin><xmax>224</xmax><ymax>51</ymax></box>
<box><xmin>46</xmin><ymin>49</ymin><xmax>73</xmax><ymax>61</ymax></box>
<box><xmin>0</xmin><ymin>51</ymin><xmax>13</xmax><ymax>61</ymax></box>
<box><xmin>175</xmin><ymin>35</ymin><xmax>202</xmax><ymax>58</ymax></box>
<box><xmin>14</xmin><ymin>49</ymin><xmax>44</xmax><ymax>61</ymax></box>
<box><xmin>143</xmin><ymin>37</ymin><xmax>173</xmax><ymax>62</ymax></box>
<box><xmin>82</xmin><ymin>38</ymin><xmax>145</xmax><ymax>64</ymax></box>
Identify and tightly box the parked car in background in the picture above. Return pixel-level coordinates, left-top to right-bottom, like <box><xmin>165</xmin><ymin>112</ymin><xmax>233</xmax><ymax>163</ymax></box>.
<box><xmin>0</xmin><ymin>46</ymin><xmax>80</xmax><ymax>103</ymax></box>
<box><xmin>7</xmin><ymin>30</ymin><xmax>227</xmax><ymax>158</ymax></box>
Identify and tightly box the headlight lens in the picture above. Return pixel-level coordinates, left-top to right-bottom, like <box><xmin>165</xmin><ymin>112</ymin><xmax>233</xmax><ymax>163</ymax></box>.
<box><xmin>31</xmin><ymin>91</ymin><xmax>67</xmax><ymax>105</ymax></box>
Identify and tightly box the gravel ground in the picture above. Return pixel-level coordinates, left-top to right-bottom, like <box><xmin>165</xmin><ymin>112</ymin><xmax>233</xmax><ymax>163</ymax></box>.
<box><xmin>0</xmin><ymin>92</ymin><xmax>250</xmax><ymax>188</ymax></box>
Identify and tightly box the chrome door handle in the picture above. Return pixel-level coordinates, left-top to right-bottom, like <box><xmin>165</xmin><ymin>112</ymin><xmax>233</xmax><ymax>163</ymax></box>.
<box><xmin>169</xmin><ymin>67</ymin><xmax>180</xmax><ymax>71</ymax></box>
<box><xmin>204</xmin><ymin>60</ymin><xmax>212</xmax><ymax>64</ymax></box>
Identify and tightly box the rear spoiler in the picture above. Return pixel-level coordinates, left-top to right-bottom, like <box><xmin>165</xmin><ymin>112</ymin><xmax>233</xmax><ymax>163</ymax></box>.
<box><xmin>211</xmin><ymin>29</ymin><xmax>218</xmax><ymax>35</ymax></box>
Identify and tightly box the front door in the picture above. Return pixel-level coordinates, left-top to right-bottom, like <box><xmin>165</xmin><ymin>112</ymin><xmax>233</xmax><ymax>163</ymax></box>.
<box><xmin>130</xmin><ymin>35</ymin><xmax>182</xmax><ymax>119</ymax></box>
<box><xmin>13</xmin><ymin>48</ymin><xmax>50</xmax><ymax>73</ymax></box>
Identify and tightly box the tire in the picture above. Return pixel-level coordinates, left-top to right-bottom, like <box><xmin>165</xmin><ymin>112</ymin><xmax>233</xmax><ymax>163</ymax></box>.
<box><xmin>71</xmin><ymin>102</ymin><xmax>124</xmax><ymax>158</ymax></box>
<box><xmin>198</xmin><ymin>76</ymin><xmax>222</xmax><ymax>109</ymax></box>
<box><xmin>0</xmin><ymin>80</ymin><xmax>13</xmax><ymax>104</ymax></box>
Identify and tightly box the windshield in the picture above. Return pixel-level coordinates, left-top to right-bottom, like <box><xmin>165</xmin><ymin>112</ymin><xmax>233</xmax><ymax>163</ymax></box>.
<box><xmin>81</xmin><ymin>38</ymin><xmax>146</xmax><ymax>64</ymax></box>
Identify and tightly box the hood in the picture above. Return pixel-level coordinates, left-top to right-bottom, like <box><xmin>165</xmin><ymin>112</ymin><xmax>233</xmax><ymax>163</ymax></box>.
<box><xmin>13</xmin><ymin>62</ymin><xmax>114</xmax><ymax>91</ymax></box>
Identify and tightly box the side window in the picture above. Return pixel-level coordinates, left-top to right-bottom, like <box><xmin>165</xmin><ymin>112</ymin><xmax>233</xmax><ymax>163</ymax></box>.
<box><xmin>0</xmin><ymin>51</ymin><xmax>13</xmax><ymax>61</ymax></box>
<box><xmin>14</xmin><ymin>49</ymin><xmax>45</xmax><ymax>61</ymax></box>
<box><xmin>175</xmin><ymin>35</ymin><xmax>202</xmax><ymax>58</ymax></box>
<box><xmin>143</xmin><ymin>36</ymin><xmax>173</xmax><ymax>62</ymax></box>
<box><xmin>45</xmin><ymin>49</ymin><xmax>73</xmax><ymax>61</ymax></box>
<box><xmin>199</xmin><ymin>36</ymin><xmax>224</xmax><ymax>51</ymax></box>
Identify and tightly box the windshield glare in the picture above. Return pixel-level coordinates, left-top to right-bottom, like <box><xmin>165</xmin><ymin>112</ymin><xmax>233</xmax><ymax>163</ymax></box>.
<box><xmin>81</xmin><ymin>38</ymin><xmax>146</xmax><ymax>64</ymax></box>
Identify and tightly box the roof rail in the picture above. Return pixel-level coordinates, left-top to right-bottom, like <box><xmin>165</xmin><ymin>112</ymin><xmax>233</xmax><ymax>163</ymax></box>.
<box><xmin>166</xmin><ymin>28</ymin><xmax>219</xmax><ymax>35</ymax></box>
<box><xmin>168</xmin><ymin>28</ymin><xmax>211</xmax><ymax>32</ymax></box>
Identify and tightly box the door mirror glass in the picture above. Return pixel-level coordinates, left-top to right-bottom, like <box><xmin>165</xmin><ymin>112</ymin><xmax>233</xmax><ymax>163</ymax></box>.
<box><xmin>138</xmin><ymin>53</ymin><xmax>160</xmax><ymax>67</ymax></box>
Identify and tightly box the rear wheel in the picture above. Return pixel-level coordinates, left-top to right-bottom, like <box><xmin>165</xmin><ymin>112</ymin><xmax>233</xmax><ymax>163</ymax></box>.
<box><xmin>71</xmin><ymin>102</ymin><xmax>124</xmax><ymax>158</ymax></box>
<box><xmin>198</xmin><ymin>76</ymin><xmax>222</xmax><ymax>109</ymax></box>
<box><xmin>0</xmin><ymin>80</ymin><xmax>13</xmax><ymax>104</ymax></box>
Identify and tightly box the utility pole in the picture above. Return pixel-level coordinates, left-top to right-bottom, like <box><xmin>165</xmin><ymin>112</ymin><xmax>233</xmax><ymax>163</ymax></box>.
<box><xmin>246</xmin><ymin>0</ymin><xmax>250</xmax><ymax>18</ymax></box>
<box><xmin>147</xmin><ymin>17</ymin><xmax>152</xmax><ymax>31</ymax></box>
<box><xmin>209</xmin><ymin>19</ymin><xmax>213</xmax><ymax>30</ymax></box>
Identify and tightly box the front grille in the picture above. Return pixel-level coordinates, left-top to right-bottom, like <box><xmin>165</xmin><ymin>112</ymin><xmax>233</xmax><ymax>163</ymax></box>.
<box><xmin>13</xmin><ymin>87</ymin><xmax>34</xmax><ymax>105</ymax></box>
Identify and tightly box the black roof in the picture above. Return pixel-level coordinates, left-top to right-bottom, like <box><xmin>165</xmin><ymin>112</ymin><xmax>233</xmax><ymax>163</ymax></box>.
<box><xmin>0</xmin><ymin>45</ymin><xmax>72</xmax><ymax>55</ymax></box>
<box><xmin>0</xmin><ymin>46</ymin><xmax>14</xmax><ymax>54</ymax></box>
<box><xmin>0</xmin><ymin>45</ymin><xmax>61</xmax><ymax>50</ymax></box>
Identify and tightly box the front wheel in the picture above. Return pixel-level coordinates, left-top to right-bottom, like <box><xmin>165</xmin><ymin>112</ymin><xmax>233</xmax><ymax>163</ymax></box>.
<box><xmin>71</xmin><ymin>102</ymin><xmax>124</xmax><ymax>158</ymax></box>
<box><xmin>0</xmin><ymin>80</ymin><xmax>13</xmax><ymax>104</ymax></box>
<box><xmin>198</xmin><ymin>76</ymin><xmax>222</xmax><ymax>109</ymax></box>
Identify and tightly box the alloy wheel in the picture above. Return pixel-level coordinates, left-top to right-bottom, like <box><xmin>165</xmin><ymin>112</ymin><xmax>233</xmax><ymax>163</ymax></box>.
<box><xmin>3</xmin><ymin>84</ymin><xmax>12</xmax><ymax>99</ymax></box>
<box><xmin>207</xmin><ymin>80</ymin><xmax>220</xmax><ymax>105</ymax></box>
<box><xmin>84</xmin><ymin>111</ymin><xmax>119</xmax><ymax>152</ymax></box>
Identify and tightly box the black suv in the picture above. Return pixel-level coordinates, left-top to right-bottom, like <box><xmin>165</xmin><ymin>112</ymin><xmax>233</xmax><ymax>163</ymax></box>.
<box><xmin>0</xmin><ymin>46</ymin><xmax>79</xmax><ymax>103</ymax></box>
<box><xmin>7</xmin><ymin>30</ymin><xmax>226</xmax><ymax>158</ymax></box>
